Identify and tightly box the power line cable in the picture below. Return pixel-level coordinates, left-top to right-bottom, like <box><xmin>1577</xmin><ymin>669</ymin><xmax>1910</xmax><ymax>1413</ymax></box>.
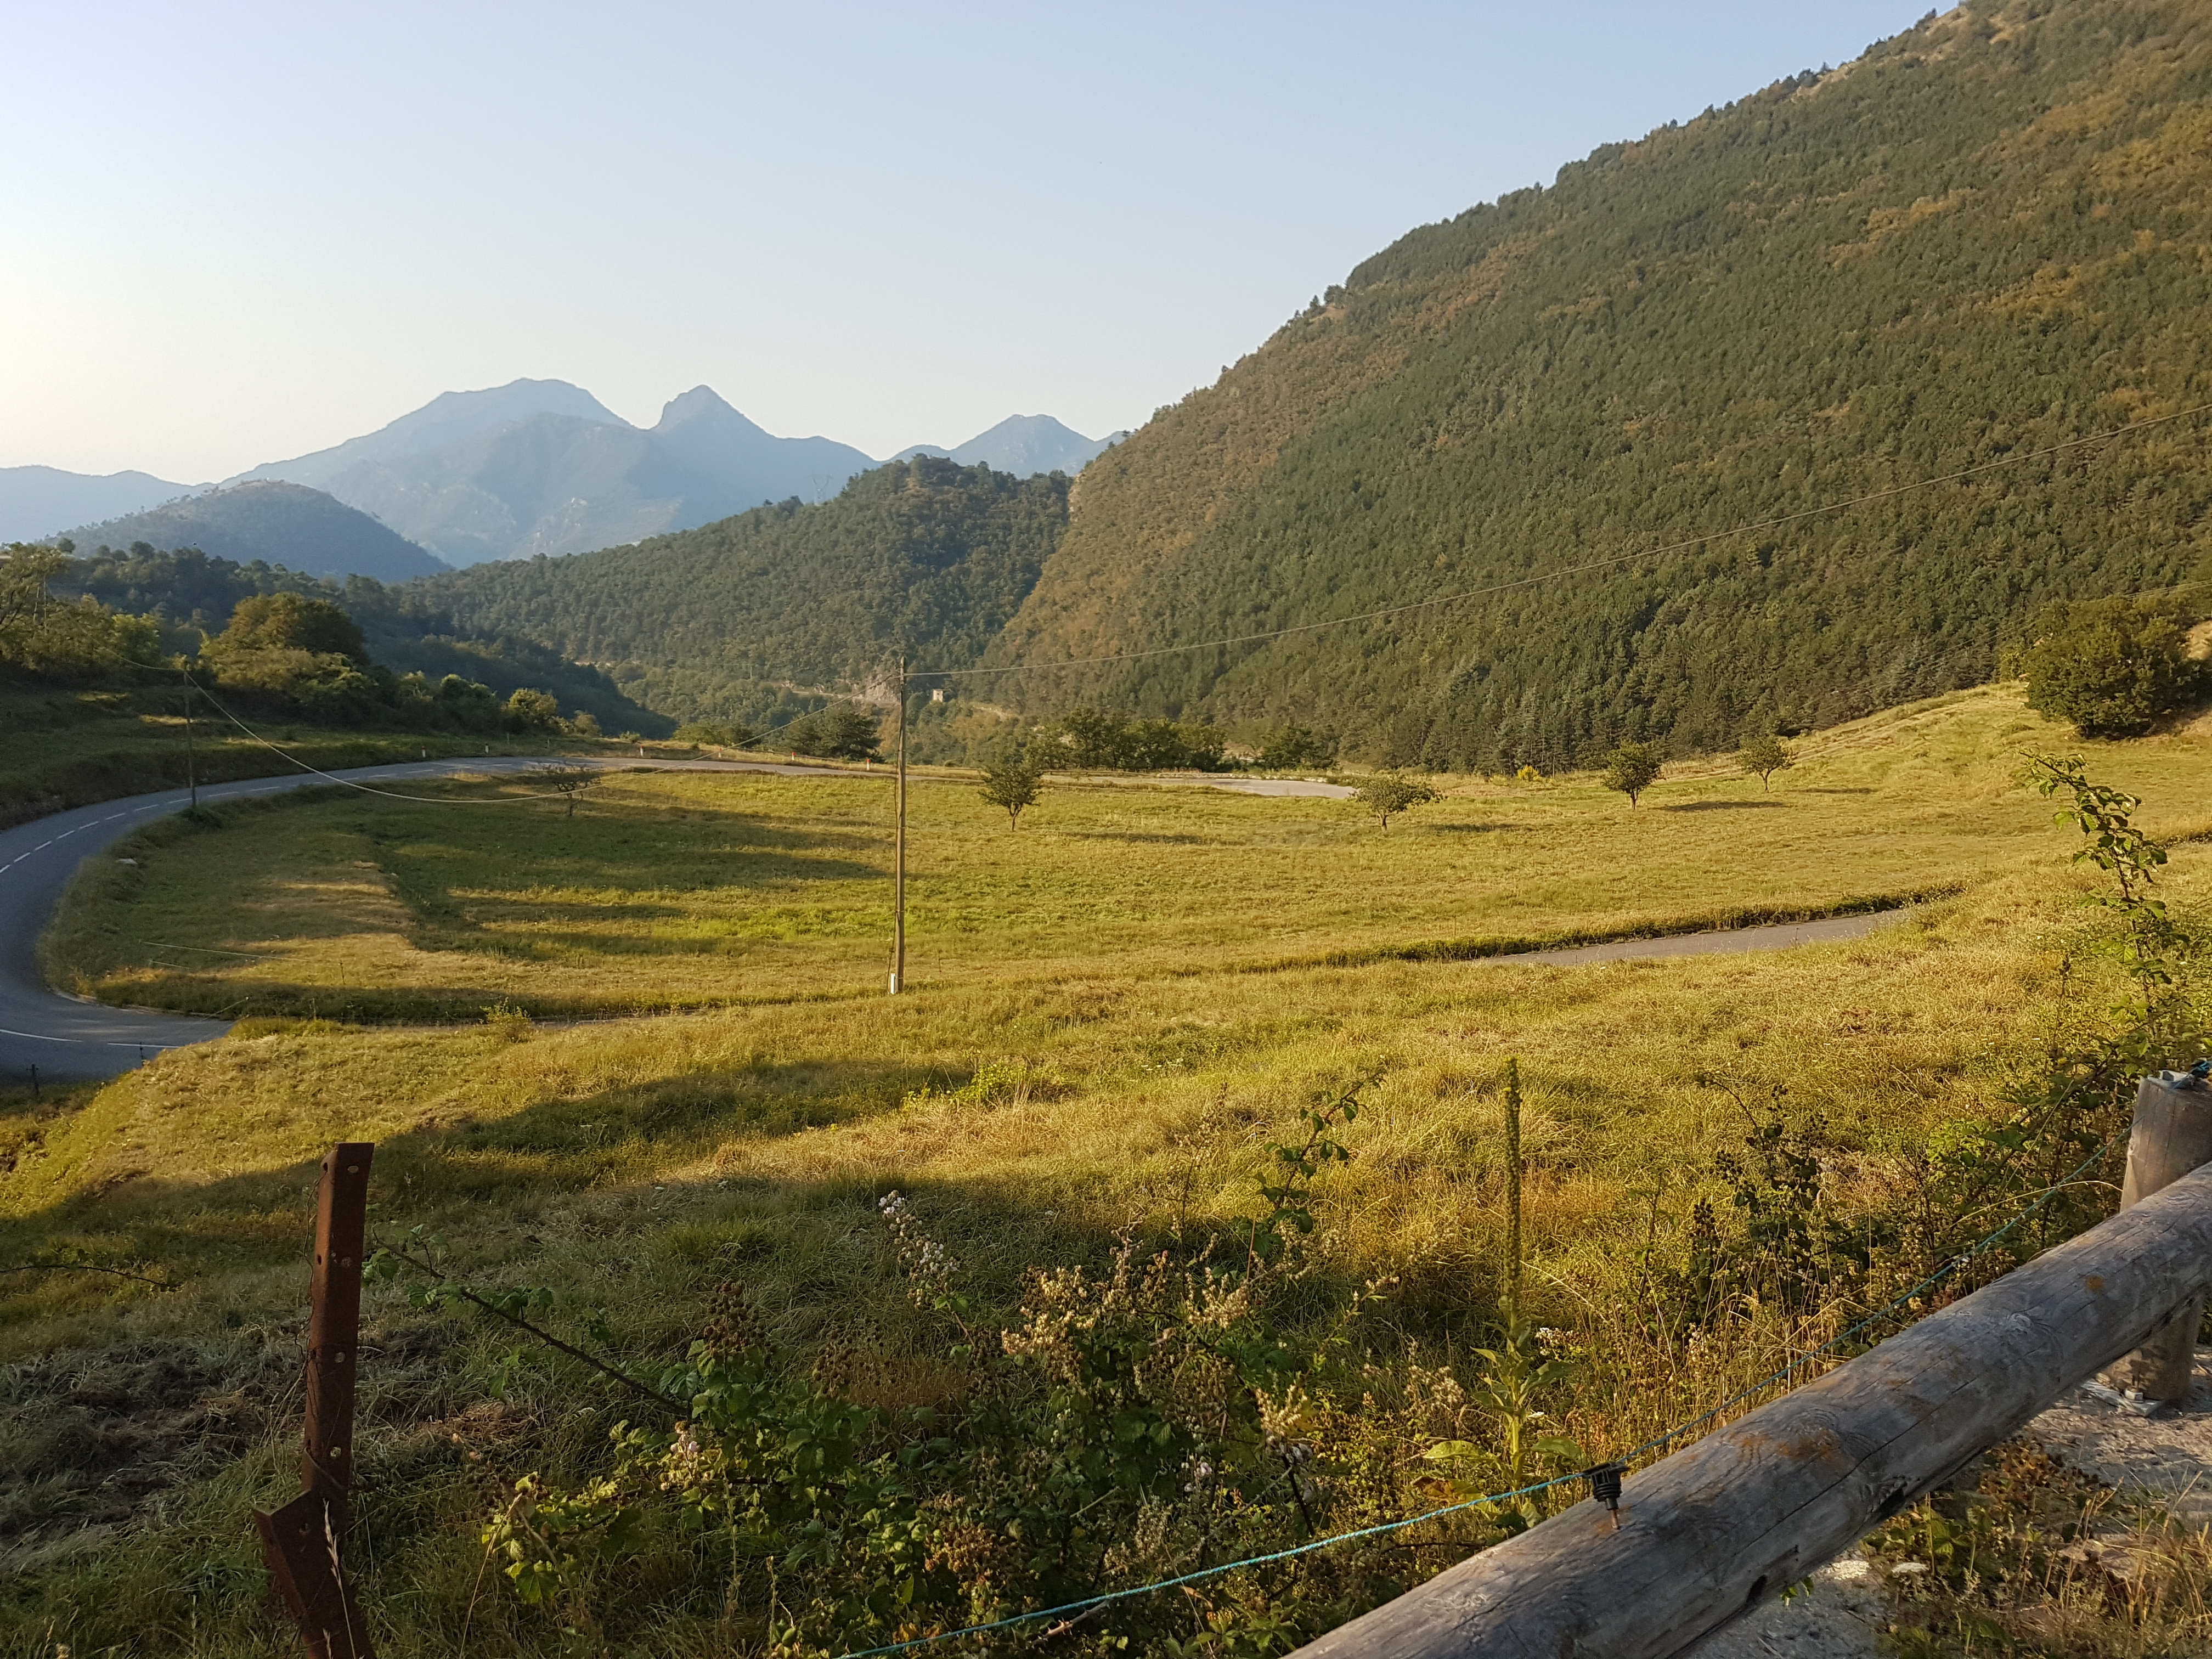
<box><xmin>165</xmin><ymin>666</ymin><xmax>592</xmax><ymax>805</ymax></box>
<box><xmin>912</xmin><ymin>400</ymin><xmax>2212</xmax><ymax>683</ymax></box>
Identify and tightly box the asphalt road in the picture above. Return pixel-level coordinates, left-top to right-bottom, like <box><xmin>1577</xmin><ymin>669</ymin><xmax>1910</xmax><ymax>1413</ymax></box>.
<box><xmin>0</xmin><ymin>753</ymin><xmax>848</xmax><ymax>1084</ymax></box>
<box><xmin>0</xmin><ymin>754</ymin><xmax>1901</xmax><ymax>1085</ymax></box>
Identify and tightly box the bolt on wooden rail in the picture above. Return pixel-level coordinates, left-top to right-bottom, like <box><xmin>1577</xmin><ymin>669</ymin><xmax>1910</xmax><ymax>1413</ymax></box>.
<box><xmin>255</xmin><ymin>1142</ymin><xmax>375</xmax><ymax>1659</ymax></box>
<box><xmin>1289</xmin><ymin>1071</ymin><xmax>2212</xmax><ymax>1659</ymax></box>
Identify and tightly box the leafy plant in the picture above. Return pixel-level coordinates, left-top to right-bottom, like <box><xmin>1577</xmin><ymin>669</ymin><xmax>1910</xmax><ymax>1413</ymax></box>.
<box><xmin>1601</xmin><ymin>742</ymin><xmax>1664</xmax><ymax>807</ymax></box>
<box><xmin>1350</xmin><ymin>774</ymin><xmax>1438</xmax><ymax>828</ymax></box>
<box><xmin>2023</xmin><ymin>595</ymin><xmax>2206</xmax><ymax>738</ymax></box>
<box><xmin>1738</xmin><ymin>733</ymin><xmax>1791</xmax><ymax>791</ymax></box>
<box><xmin>978</xmin><ymin>754</ymin><xmax>1045</xmax><ymax>828</ymax></box>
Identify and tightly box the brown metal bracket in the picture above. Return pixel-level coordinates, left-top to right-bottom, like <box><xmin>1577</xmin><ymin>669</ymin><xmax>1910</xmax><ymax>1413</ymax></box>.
<box><xmin>256</xmin><ymin>1143</ymin><xmax>376</xmax><ymax>1659</ymax></box>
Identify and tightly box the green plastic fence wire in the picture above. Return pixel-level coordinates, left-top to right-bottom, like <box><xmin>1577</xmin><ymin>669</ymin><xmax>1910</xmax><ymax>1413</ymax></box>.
<box><xmin>833</xmin><ymin>1126</ymin><xmax>2128</xmax><ymax>1659</ymax></box>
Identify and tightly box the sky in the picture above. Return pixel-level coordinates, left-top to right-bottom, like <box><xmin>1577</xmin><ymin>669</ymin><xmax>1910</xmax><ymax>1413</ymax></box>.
<box><xmin>2</xmin><ymin>1</ymin><xmax>1933</xmax><ymax>483</ymax></box>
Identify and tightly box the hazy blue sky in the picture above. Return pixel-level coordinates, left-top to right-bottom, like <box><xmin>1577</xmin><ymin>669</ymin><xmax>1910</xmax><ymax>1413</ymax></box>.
<box><xmin>4</xmin><ymin>2</ymin><xmax>1931</xmax><ymax>481</ymax></box>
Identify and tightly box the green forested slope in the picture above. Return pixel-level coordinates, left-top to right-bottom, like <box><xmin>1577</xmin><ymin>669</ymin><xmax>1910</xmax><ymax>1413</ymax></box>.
<box><xmin>416</xmin><ymin>458</ymin><xmax>1068</xmax><ymax>726</ymax></box>
<box><xmin>55</xmin><ymin>546</ymin><xmax>667</xmax><ymax>733</ymax></box>
<box><xmin>992</xmin><ymin>0</ymin><xmax>2212</xmax><ymax>768</ymax></box>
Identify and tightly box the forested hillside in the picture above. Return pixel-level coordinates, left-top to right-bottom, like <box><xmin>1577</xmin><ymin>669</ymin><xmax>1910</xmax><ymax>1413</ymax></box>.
<box><xmin>988</xmin><ymin>0</ymin><xmax>2212</xmax><ymax>768</ymax></box>
<box><xmin>416</xmin><ymin>457</ymin><xmax>1068</xmax><ymax>727</ymax></box>
<box><xmin>65</xmin><ymin>481</ymin><xmax>447</xmax><ymax>584</ymax></box>
<box><xmin>54</xmin><ymin>545</ymin><xmax>667</xmax><ymax>734</ymax></box>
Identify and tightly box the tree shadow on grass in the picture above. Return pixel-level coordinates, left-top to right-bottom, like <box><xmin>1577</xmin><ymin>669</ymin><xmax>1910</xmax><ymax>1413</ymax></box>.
<box><xmin>0</xmin><ymin>1053</ymin><xmax>944</xmax><ymax>1277</ymax></box>
<box><xmin>1659</xmin><ymin>799</ymin><xmax>1787</xmax><ymax>812</ymax></box>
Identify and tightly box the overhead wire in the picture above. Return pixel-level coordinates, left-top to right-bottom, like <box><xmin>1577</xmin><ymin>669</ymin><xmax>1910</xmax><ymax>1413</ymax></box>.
<box><xmin>168</xmin><ymin>669</ymin><xmax>589</xmax><ymax>803</ymax></box>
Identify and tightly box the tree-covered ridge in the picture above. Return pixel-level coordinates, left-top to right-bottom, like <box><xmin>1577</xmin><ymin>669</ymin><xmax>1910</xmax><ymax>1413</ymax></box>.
<box><xmin>52</xmin><ymin>544</ymin><xmax>668</xmax><ymax>734</ymax></box>
<box><xmin>415</xmin><ymin>457</ymin><xmax>1069</xmax><ymax>726</ymax></box>
<box><xmin>993</xmin><ymin>0</ymin><xmax>2212</xmax><ymax>769</ymax></box>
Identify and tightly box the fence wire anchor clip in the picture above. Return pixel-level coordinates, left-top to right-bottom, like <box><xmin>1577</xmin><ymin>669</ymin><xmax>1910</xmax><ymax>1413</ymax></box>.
<box><xmin>1584</xmin><ymin>1460</ymin><xmax>1629</xmax><ymax>1526</ymax></box>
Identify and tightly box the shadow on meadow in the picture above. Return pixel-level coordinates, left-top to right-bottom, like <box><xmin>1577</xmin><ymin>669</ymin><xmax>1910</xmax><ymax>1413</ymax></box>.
<box><xmin>1</xmin><ymin>1065</ymin><xmax>1221</xmax><ymax>1656</ymax></box>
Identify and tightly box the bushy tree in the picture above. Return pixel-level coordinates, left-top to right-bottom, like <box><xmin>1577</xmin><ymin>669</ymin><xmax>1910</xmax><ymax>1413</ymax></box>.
<box><xmin>504</xmin><ymin>687</ymin><xmax>563</xmax><ymax>732</ymax></box>
<box><xmin>978</xmin><ymin>755</ymin><xmax>1045</xmax><ymax>828</ymax></box>
<box><xmin>0</xmin><ymin>544</ymin><xmax>160</xmax><ymax>677</ymax></box>
<box><xmin>788</xmin><ymin>702</ymin><xmax>881</xmax><ymax>761</ymax></box>
<box><xmin>1053</xmin><ymin>707</ymin><xmax>1227</xmax><ymax>771</ymax></box>
<box><xmin>210</xmin><ymin>591</ymin><xmax>368</xmax><ymax>661</ymax></box>
<box><xmin>1353</xmin><ymin>772</ymin><xmax>1440</xmax><ymax>827</ymax></box>
<box><xmin>1601</xmin><ymin>741</ymin><xmax>1665</xmax><ymax>806</ymax></box>
<box><xmin>1739</xmin><ymin>733</ymin><xmax>1791</xmax><ymax>791</ymax></box>
<box><xmin>2023</xmin><ymin>596</ymin><xmax>2205</xmax><ymax>738</ymax></box>
<box><xmin>1259</xmin><ymin>724</ymin><xmax>1335</xmax><ymax>769</ymax></box>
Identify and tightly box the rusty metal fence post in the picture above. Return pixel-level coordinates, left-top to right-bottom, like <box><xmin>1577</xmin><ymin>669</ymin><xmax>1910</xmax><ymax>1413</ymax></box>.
<box><xmin>255</xmin><ymin>1142</ymin><xmax>376</xmax><ymax>1659</ymax></box>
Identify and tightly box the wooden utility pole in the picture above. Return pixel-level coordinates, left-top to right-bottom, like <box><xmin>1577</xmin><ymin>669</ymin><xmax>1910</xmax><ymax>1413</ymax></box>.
<box><xmin>889</xmin><ymin>655</ymin><xmax>907</xmax><ymax>995</ymax></box>
<box><xmin>184</xmin><ymin>669</ymin><xmax>198</xmax><ymax>811</ymax></box>
<box><xmin>2115</xmin><ymin>1069</ymin><xmax>2212</xmax><ymax>1402</ymax></box>
<box><xmin>256</xmin><ymin>1143</ymin><xmax>376</xmax><ymax>1659</ymax></box>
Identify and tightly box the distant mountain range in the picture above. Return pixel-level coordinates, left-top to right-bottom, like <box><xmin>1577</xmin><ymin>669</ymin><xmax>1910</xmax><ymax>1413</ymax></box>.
<box><xmin>227</xmin><ymin>381</ymin><xmax>1120</xmax><ymax>567</ymax></box>
<box><xmin>10</xmin><ymin>382</ymin><xmax>1127</xmax><ymax>576</ymax></box>
<box><xmin>894</xmin><ymin>414</ymin><xmax>1125</xmax><ymax>477</ymax></box>
<box><xmin>229</xmin><ymin>381</ymin><xmax>877</xmax><ymax>566</ymax></box>
<box><xmin>0</xmin><ymin>465</ymin><xmax>194</xmax><ymax>543</ymax></box>
<box><xmin>61</xmin><ymin>481</ymin><xmax>448</xmax><ymax>584</ymax></box>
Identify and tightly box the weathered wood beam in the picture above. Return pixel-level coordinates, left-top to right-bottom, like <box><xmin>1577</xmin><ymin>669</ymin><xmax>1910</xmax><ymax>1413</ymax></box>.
<box><xmin>1291</xmin><ymin>1094</ymin><xmax>2212</xmax><ymax>1659</ymax></box>
<box><xmin>2116</xmin><ymin>1073</ymin><xmax>2212</xmax><ymax>1401</ymax></box>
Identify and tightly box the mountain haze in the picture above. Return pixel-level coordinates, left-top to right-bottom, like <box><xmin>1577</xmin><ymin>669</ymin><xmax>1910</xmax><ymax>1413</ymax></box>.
<box><xmin>984</xmin><ymin>0</ymin><xmax>2212</xmax><ymax>769</ymax></box>
<box><xmin>233</xmin><ymin>379</ymin><xmax>626</xmax><ymax>492</ymax></box>
<box><xmin>63</xmin><ymin>481</ymin><xmax>448</xmax><ymax>584</ymax></box>
<box><xmin>0</xmin><ymin>465</ymin><xmax>194</xmax><ymax>542</ymax></box>
<box><xmin>896</xmin><ymin>414</ymin><xmax>1124</xmax><ymax>477</ymax></box>
<box><xmin>238</xmin><ymin>379</ymin><xmax>876</xmax><ymax>566</ymax></box>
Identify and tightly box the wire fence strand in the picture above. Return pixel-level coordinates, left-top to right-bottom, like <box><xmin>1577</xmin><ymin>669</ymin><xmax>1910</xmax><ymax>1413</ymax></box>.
<box><xmin>834</xmin><ymin>1125</ymin><xmax>2128</xmax><ymax>1659</ymax></box>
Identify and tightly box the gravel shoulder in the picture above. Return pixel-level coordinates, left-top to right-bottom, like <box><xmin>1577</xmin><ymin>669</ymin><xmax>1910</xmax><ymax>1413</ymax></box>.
<box><xmin>1690</xmin><ymin>1350</ymin><xmax>2212</xmax><ymax>1658</ymax></box>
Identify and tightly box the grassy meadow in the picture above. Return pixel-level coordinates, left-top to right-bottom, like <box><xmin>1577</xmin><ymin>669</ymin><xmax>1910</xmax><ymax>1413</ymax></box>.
<box><xmin>39</xmin><ymin>686</ymin><xmax>2212</xmax><ymax>1022</ymax></box>
<box><xmin>5</xmin><ymin>685</ymin><xmax>2212</xmax><ymax>1657</ymax></box>
<box><xmin>0</xmin><ymin>682</ymin><xmax>572</xmax><ymax>832</ymax></box>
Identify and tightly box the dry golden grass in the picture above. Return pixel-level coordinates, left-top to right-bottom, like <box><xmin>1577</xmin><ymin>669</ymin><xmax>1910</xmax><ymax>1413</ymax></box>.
<box><xmin>3</xmin><ymin>684</ymin><xmax>2208</xmax><ymax>1656</ymax></box>
<box><xmin>41</xmin><ymin>685</ymin><xmax>2212</xmax><ymax>1020</ymax></box>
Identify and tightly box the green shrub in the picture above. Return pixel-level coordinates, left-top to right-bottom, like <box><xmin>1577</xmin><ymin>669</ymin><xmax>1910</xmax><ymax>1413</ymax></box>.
<box><xmin>2022</xmin><ymin>594</ymin><xmax>2207</xmax><ymax>738</ymax></box>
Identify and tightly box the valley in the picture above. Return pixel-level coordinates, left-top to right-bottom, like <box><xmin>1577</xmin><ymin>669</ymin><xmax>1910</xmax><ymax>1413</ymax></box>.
<box><xmin>7</xmin><ymin>2</ymin><xmax>2212</xmax><ymax>1656</ymax></box>
<box><xmin>5</xmin><ymin>682</ymin><xmax>2211</xmax><ymax>1655</ymax></box>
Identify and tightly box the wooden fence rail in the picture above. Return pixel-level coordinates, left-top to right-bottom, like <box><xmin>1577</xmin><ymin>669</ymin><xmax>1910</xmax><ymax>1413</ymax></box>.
<box><xmin>1291</xmin><ymin>1072</ymin><xmax>2212</xmax><ymax>1659</ymax></box>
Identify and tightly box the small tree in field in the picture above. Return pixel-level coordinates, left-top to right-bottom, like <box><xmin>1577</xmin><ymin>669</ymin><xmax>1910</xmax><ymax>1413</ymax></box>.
<box><xmin>1353</xmin><ymin>774</ymin><xmax>1440</xmax><ymax>828</ymax></box>
<box><xmin>1601</xmin><ymin>742</ymin><xmax>1664</xmax><ymax>807</ymax></box>
<box><xmin>978</xmin><ymin>757</ymin><xmax>1045</xmax><ymax>830</ymax></box>
<box><xmin>535</xmin><ymin>764</ymin><xmax>597</xmax><ymax>817</ymax></box>
<box><xmin>1739</xmin><ymin>733</ymin><xmax>1791</xmax><ymax>791</ymax></box>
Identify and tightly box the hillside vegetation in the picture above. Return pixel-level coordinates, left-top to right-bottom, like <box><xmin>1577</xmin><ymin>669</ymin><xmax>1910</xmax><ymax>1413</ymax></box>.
<box><xmin>0</xmin><ymin>543</ymin><xmax>665</xmax><ymax>825</ymax></box>
<box><xmin>65</xmin><ymin>480</ymin><xmax>448</xmax><ymax>584</ymax></box>
<box><xmin>419</xmin><ymin>456</ymin><xmax>1069</xmax><ymax>727</ymax></box>
<box><xmin>382</xmin><ymin>3</ymin><xmax>2212</xmax><ymax>771</ymax></box>
<box><xmin>53</xmin><ymin>544</ymin><xmax>668</xmax><ymax>736</ymax></box>
<box><xmin>982</xmin><ymin>0</ymin><xmax>2212</xmax><ymax>766</ymax></box>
